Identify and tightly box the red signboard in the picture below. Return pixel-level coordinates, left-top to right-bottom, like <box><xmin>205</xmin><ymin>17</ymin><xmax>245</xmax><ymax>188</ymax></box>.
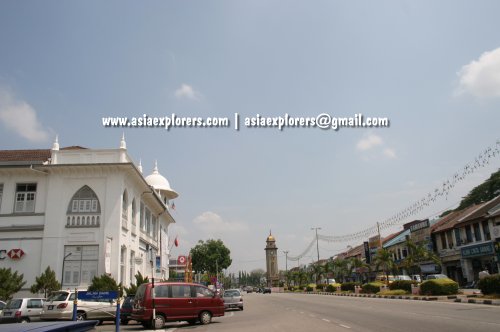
<box><xmin>177</xmin><ymin>255</ymin><xmax>187</xmax><ymax>265</ymax></box>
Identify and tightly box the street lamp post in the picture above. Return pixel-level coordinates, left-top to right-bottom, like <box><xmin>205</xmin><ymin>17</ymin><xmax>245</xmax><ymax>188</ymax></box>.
<box><xmin>283</xmin><ymin>251</ymin><xmax>289</xmax><ymax>287</ymax></box>
<box><xmin>311</xmin><ymin>227</ymin><xmax>322</xmax><ymax>263</ymax></box>
<box><xmin>61</xmin><ymin>252</ymin><xmax>72</xmax><ymax>288</ymax></box>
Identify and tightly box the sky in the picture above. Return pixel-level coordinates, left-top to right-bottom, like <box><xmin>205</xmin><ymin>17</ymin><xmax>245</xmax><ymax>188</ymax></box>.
<box><xmin>0</xmin><ymin>1</ymin><xmax>499</xmax><ymax>275</ymax></box>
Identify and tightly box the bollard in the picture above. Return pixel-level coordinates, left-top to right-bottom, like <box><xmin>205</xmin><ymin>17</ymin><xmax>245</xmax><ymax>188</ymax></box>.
<box><xmin>411</xmin><ymin>284</ymin><xmax>420</xmax><ymax>295</ymax></box>
<box><xmin>115</xmin><ymin>294</ymin><xmax>121</xmax><ymax>332</ymax></box>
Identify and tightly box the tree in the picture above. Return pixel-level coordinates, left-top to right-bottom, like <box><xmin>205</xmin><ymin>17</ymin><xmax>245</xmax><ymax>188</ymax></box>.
<box><xmin>309</xmin><ymin>263</ymin><xmax>323</xmax><ymax>285</ymax></box>
<box><xmin>124</xmin><ymin>271</ymin><xmax>149</xmax><ymax>296</ymax></box>
<box><xmin>373</xmin><ymin>248</ymin><xmax>396</xmax><ymax>285</ymax></box>
<box><xmin>190</xmin><ymin>239</ymin><xmax>232</xmax><ymax>276</ymax></box>
<box><xmin>30</xmin><ymin>266</ymin><xmax>61</xmax><ymax>298</ymax></box>
<box><xmin>0</xmin><ymin>268</ymin><xmax>26</xmax><ymax>301</ymax></box>
<box><xmin>456</xmin><ymin>169</ymin><xmax>500</xmax><ymax>210</ymax></box>
<box><xmin>88</xmin><ymin>274</ymin><xmax>122</xmax><ymax>297</ymax></box>
<box><xmin>403</xmin><ymin>238</ymin><xmax>441</xmax><ymax>280</ymax></box>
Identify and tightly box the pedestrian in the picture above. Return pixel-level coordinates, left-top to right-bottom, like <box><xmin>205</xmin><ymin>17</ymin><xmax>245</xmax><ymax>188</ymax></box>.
<box><xmin>478</xmin><ymin>268</ymin><xmax>490</xmax><ymax>280</ymax></box>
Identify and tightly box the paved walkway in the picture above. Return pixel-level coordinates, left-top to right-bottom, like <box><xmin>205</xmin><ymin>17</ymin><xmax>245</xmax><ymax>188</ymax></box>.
<box><xmin>299</xmin><ymin>289</ymin><xmax>500</xmax><ymax>306</ymax></box>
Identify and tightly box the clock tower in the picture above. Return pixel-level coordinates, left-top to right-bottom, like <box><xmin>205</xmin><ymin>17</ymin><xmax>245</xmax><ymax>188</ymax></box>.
<box><xmin>265</xmin><ymin>231</ymin><xmax>279</xmax><ymax>287</ymax></box>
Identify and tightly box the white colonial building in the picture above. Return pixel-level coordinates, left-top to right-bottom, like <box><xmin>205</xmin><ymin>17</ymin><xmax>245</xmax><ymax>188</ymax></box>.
<box><xmin>0</xmin><ymin>136</ymin><xmax>178</xmax><ymax>296</ymax></box>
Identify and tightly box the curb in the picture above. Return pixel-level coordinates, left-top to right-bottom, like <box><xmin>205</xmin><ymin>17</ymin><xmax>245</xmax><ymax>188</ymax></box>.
<box><xmin>292</xmin><ymin>291</ymin><xmax>500</xmax><ymax>306</ymax></box>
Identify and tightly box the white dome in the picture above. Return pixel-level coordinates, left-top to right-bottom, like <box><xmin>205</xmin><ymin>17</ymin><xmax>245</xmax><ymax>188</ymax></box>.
<box><xmin>145</xmin><ymin>161</ymin><xmax>179</xmax><ymax>199</ymax></box>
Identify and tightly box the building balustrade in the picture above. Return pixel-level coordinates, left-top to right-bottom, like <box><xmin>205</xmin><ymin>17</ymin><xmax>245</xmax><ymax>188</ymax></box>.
<box><xmin>66</xmin><ymin>214</ymin><xmax>100</xmax><ymax>227</ymax></box>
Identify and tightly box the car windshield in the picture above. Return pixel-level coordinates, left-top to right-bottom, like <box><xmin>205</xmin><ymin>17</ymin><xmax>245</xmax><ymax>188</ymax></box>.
<box><xmin>6</xmin><ymin>299</ymin><xmax>22</xmax><ymax>309</ymax></box>
<box><xmin>224</xmin><ymin>290</ymin><xmax>240</xmax><ymax>297</ymax></box>
<box><xmin>47</xmin><ymin>292</ymin><xmax>70</xmax><ymax>301</ymax></box>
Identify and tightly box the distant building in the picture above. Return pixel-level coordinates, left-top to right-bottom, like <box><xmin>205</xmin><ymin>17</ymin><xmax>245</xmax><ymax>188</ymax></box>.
<box><xmin>265</xmin><ymin>232</ymin><xmax>279</xmax><ymax>287</ymax></box>
<box><xmin>0</xmin><ymin>136</ymin><xmax>178</xmax><ymax>296</ymax></box>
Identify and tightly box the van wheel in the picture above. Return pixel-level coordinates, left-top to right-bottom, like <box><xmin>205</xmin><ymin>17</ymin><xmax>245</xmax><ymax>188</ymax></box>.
<box><xmin>153</xmin><ymin>314</ymin><xmax>166</xmax><ymax>329</ymax></box>
<box><xmin>187</xmin><ymin>319</ymin><xmax>197</xmax><ymax>325</ymax></box>
<box><xmin>76</xmin><ymin>312</ymin><xmax>86</xmax><ymax>321</ymax></box>
<box><xmin>20</xmin><ymin>318</ymin><xmax>30</xmax><ymax>323</ymax></box>
<box><xmin>199</xmin><ymin>311</ymin><xmax>212</xmax><ymax>325</ymax></box>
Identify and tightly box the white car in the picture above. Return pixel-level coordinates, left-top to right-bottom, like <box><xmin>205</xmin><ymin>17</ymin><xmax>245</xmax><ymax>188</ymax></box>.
<box><xmin>41</xmin><ymin>291</ymin><xmax>117</xmax><ymax>324</ymax></box>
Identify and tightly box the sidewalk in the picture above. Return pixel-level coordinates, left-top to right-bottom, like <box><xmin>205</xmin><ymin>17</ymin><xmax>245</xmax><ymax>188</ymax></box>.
<box><xmin>301</xmin><ymin>290</ymin><xmax>500</xmax><ymax>306</ymax></box>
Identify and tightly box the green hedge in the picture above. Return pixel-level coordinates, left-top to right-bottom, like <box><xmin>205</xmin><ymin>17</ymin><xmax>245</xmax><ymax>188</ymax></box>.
<box><xmin>341</xmin><ymin>282</ymin><xmax>361</xmax><ymax>292</ymax></box>
<box><xmin>420</xmin><ymin>278</ymin><xmax>458</xmax><ymax>295</ymax></box>
<box><xmin>478</xmin><ymin>274</ymin><xmax>500</xmax><ymax>295</ymax></box>
<box><xmin>316</xmin><ymin>283</ymin><xmax>326</xmax><ymax>291</ymax></box>
<box><xmin>389</xmin><ymin>280</ymin><xmax>415</xmax><ymax>293</ymax></box>
<box><xmin>362</xmin><ymin>282</ymin><xmax>383</xmax><ymax>294</ymax></box>
<box><xmin>325</xmin><ymin>284</ymin><xmax>336</xmax><ymax>292</ymax></box>
<box><xmin>306</xmin><ymin>286</ymin><xmax>314</xmax><ymax>292</ymax></box>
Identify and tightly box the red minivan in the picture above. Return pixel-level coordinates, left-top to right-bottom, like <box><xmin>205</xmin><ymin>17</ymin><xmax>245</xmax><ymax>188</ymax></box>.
<box><xmin>131</xmin><ymin>282</ymin><xmax>224</xmax><ymax>329</ymax></box>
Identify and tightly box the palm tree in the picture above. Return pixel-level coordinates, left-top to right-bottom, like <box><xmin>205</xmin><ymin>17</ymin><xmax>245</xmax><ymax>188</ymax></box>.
<box><xmin>403</xmin><ymin>238</ymin><xmax>441</xmax><ymax>281</ymax></box>
<box><xmin>348</xmin><ymin>257</ymin><xmax>367</xmax><ymax>283</ymax></box>
<box><xmin>373</xmin><ymin>248</ymin><xmax>396</xmax><ymax>285</ymax></box>
<box><xmin>322</xmin><ymin>260</ymin><xmax>335</xmax><ymax>282</ymax></box>
<box><xmin>309</xmin><ymin>263</ymin><xmax>324</xmax><ymax>285</ymax></box>
<box><xmin>332</xmin><ymin>259</ymin><xmax>349</xmax><ymax>283</ymax></box>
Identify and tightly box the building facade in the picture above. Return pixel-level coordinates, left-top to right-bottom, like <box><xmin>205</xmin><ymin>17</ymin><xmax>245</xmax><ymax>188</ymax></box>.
<box><xmin>0</xmin><ymin>137</ymin><xmax>178</xmax><ymax>296</ymax></box>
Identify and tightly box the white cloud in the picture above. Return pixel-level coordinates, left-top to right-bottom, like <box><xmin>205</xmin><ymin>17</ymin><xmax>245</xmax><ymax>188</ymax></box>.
<box><xmin>0</xmin><ymin>89</ymin><xmax>51</xmax><ymax>142</ymax></box>
<box><xmin>174</xmin><ymin>84</ymin><xmax>200</xmax><ymax>100</ymax></box>
<box><xmin>193</xmin><ymin>211</ymin><xmax>248</xmax><ymax>234</ymax></box>
<box><xmin>356</xmin><ymin>134</ymin><xmax>383</xmax><ymax>151</ymax></box>
<box><xmin>383</xmin><ymin>148</ymin><xmax>397</xmax><ymax>159</ymax></box>
<box><xmin>455</xmin><ymin>47</ymin><xmax>500</xmax><ymax>98</ymax></box>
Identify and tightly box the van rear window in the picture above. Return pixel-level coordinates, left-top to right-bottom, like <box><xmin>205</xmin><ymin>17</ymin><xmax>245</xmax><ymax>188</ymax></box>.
<box><xmin>135</xmin><ymin>284</ymin><xmax>146</xmax><ymax>301</ymax></box>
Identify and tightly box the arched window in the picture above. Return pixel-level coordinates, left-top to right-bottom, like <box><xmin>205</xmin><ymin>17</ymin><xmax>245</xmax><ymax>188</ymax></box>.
<box><xmin>67</xmin><ymin>186</ymin><xmax>101</xmax><ymax>214</ymax></box>
<box><xmin>122</xmin><ymin>190</ymin><xmax>128</xmax><ymax>220</ymax></box>
<box><xmin>131</xmin><ymin>199</ymin><xmax>137</xmax><ymax>225</ymax></box>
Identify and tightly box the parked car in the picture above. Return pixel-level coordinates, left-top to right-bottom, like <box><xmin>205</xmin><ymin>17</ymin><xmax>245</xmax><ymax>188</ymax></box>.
<box><xmin>0</xmin><ymin>298</ymin><xmax>45</xmax><ymax>323</ymax></box>
<box><xmin>263</xmin><ymin>287</ymin><xmax>271</xmax><ymax>294</ymax></box>
<box><xmin>132</xmin><ymin>282</ymin><xmax>225</xmax><ymax>329</ymax></box>
<box><xmin>222</xmin><ymin>289</ymin><xmax>243</xmax><ymax>311</ymax></box>
<box><xmin>425</xmin><ymin>274</ymin><xmax>449</xmax><ymax>280</ymax></box>
<box><xmin>40</xmin><ymin>291</ymin><xmax>117</xmax><ymax>324</ymax></box>
<box><xmin>411</xmin><ymin>275</ymin><xmax>422</xmax><ymax>283</ymax></box>
<box><xmin>394</xmin><ymin>275</ymin><xmax>412</xmax><ymax>281</ymax></box>
<box><xmin>119</xmin><ymin>295</ymin><xmax>135</xmax><ymax>325</ymax></box>
<box><xmin>0</xmin><ymin>301</ymin><xmax>5</xmax><ymax>316</ymax></box>
<box><xmin>375</xmin><ymin>274</ymin><xmax>395</xmax><ymax>284</ymax></box>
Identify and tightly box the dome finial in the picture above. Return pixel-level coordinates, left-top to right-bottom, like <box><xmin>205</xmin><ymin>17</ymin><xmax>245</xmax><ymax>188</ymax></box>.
<box><xmin>52</xmin><ymin>135</ymin><xmax>60</xmax><ymax>151</ymax></box>
<box><xmin>138</xmin><ymin>159</ymin><xmax>143</xmax><ymax>173</ymax></box>
<box><xmin>120</xmin><ymin>133</ymin><xmax>127</xmax><ymax>149</ymax></box>
<box><xmin>153</xmin><ymin>160</ymin><xmax>159</xmax><ymax>174</ymax></box>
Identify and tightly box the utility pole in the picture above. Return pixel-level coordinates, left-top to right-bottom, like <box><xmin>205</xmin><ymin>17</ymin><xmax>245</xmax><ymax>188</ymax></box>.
<box><xmin>283</xmin><ymin>250</ymin><xmax>289</xmax><ymax>287</ymax></box>
<box><xmin>311</xmin><ymin>227</ymin><xmax>322</xmax><ymax>263</ymax></box>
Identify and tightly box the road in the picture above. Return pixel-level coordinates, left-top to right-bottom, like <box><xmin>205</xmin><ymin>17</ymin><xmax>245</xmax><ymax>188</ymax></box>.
<box><xmin>96</xmin><ymin>292</ymin><xmax>500</xmax><ymax>332</ymax></box>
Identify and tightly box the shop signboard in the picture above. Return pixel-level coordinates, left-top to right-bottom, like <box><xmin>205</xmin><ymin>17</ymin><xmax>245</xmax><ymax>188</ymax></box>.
<box><xmin>460</xmin><ymin>242</ymin><xmax>495</xmax><ymax>258</ymax></box>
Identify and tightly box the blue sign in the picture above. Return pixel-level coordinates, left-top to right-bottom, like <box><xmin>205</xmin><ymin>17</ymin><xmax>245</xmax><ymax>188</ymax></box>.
<box><xmin>460</xmin><ymin>242</ymin><xmax>494</xmax><ymax>258</ymax></box>
<box><xmin>77</xmin><ymin>291</ymin><xmax>118</xmax><ymax>300</ymax></box>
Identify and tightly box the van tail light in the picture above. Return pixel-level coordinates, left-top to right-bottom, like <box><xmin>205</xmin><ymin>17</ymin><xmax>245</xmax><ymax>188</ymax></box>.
<box><xmin>57</xmin><ymin>303</ymin><xmax>68</xmax><ymax>309</ymax></box>
<box><xmin>15</xmin><ymin>311</ymin><xmax>21</xmax><ymax>317</ymax></box>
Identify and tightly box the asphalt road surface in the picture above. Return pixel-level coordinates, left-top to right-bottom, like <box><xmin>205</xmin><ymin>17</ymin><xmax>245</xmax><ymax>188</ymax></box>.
<box><xmin>96</xmin><ymin>292</ymin><xmax>500</xmax><ymax>332</ymax></box>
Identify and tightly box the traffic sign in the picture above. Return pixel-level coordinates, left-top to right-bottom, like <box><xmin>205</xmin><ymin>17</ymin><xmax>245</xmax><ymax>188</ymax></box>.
<box><xmin>77</xmin><ymin>291</ymin><xmax>118</xmax><ymax>300</ymax></box>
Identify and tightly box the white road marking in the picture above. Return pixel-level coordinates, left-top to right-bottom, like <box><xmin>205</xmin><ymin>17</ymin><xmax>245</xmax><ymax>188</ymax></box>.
<box><xmin>322</xmin><ymin>319</ymin><xmax>331</xmax><ymax>323</ymax></box>
<box><xmin>309</xmin><ymin>314</ymin><xmax>316</xmax><ymax>318</ymax></box>
<box><xmin>340</xmin><ymin>324</ymin><xmax>351</xmax><ymax>329</ymax></box>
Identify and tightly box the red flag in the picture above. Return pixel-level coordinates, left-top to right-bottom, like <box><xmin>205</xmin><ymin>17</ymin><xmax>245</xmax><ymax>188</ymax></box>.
<box><xmin>174</xmin><ymin>236</ymin><xmax>179</xmax><ymax>247</ymax></box>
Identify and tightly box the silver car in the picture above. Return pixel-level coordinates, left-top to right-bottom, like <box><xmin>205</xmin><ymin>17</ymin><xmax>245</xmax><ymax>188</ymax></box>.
<box><xmin>222</xmin><ymin>289</ymin><xmax>243</xmax><ymax>311</ymax></box>
<box><xmin>0</xmin><ymin>298</ymin><xmax>45</xmax><ymax>323</ymax></box>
